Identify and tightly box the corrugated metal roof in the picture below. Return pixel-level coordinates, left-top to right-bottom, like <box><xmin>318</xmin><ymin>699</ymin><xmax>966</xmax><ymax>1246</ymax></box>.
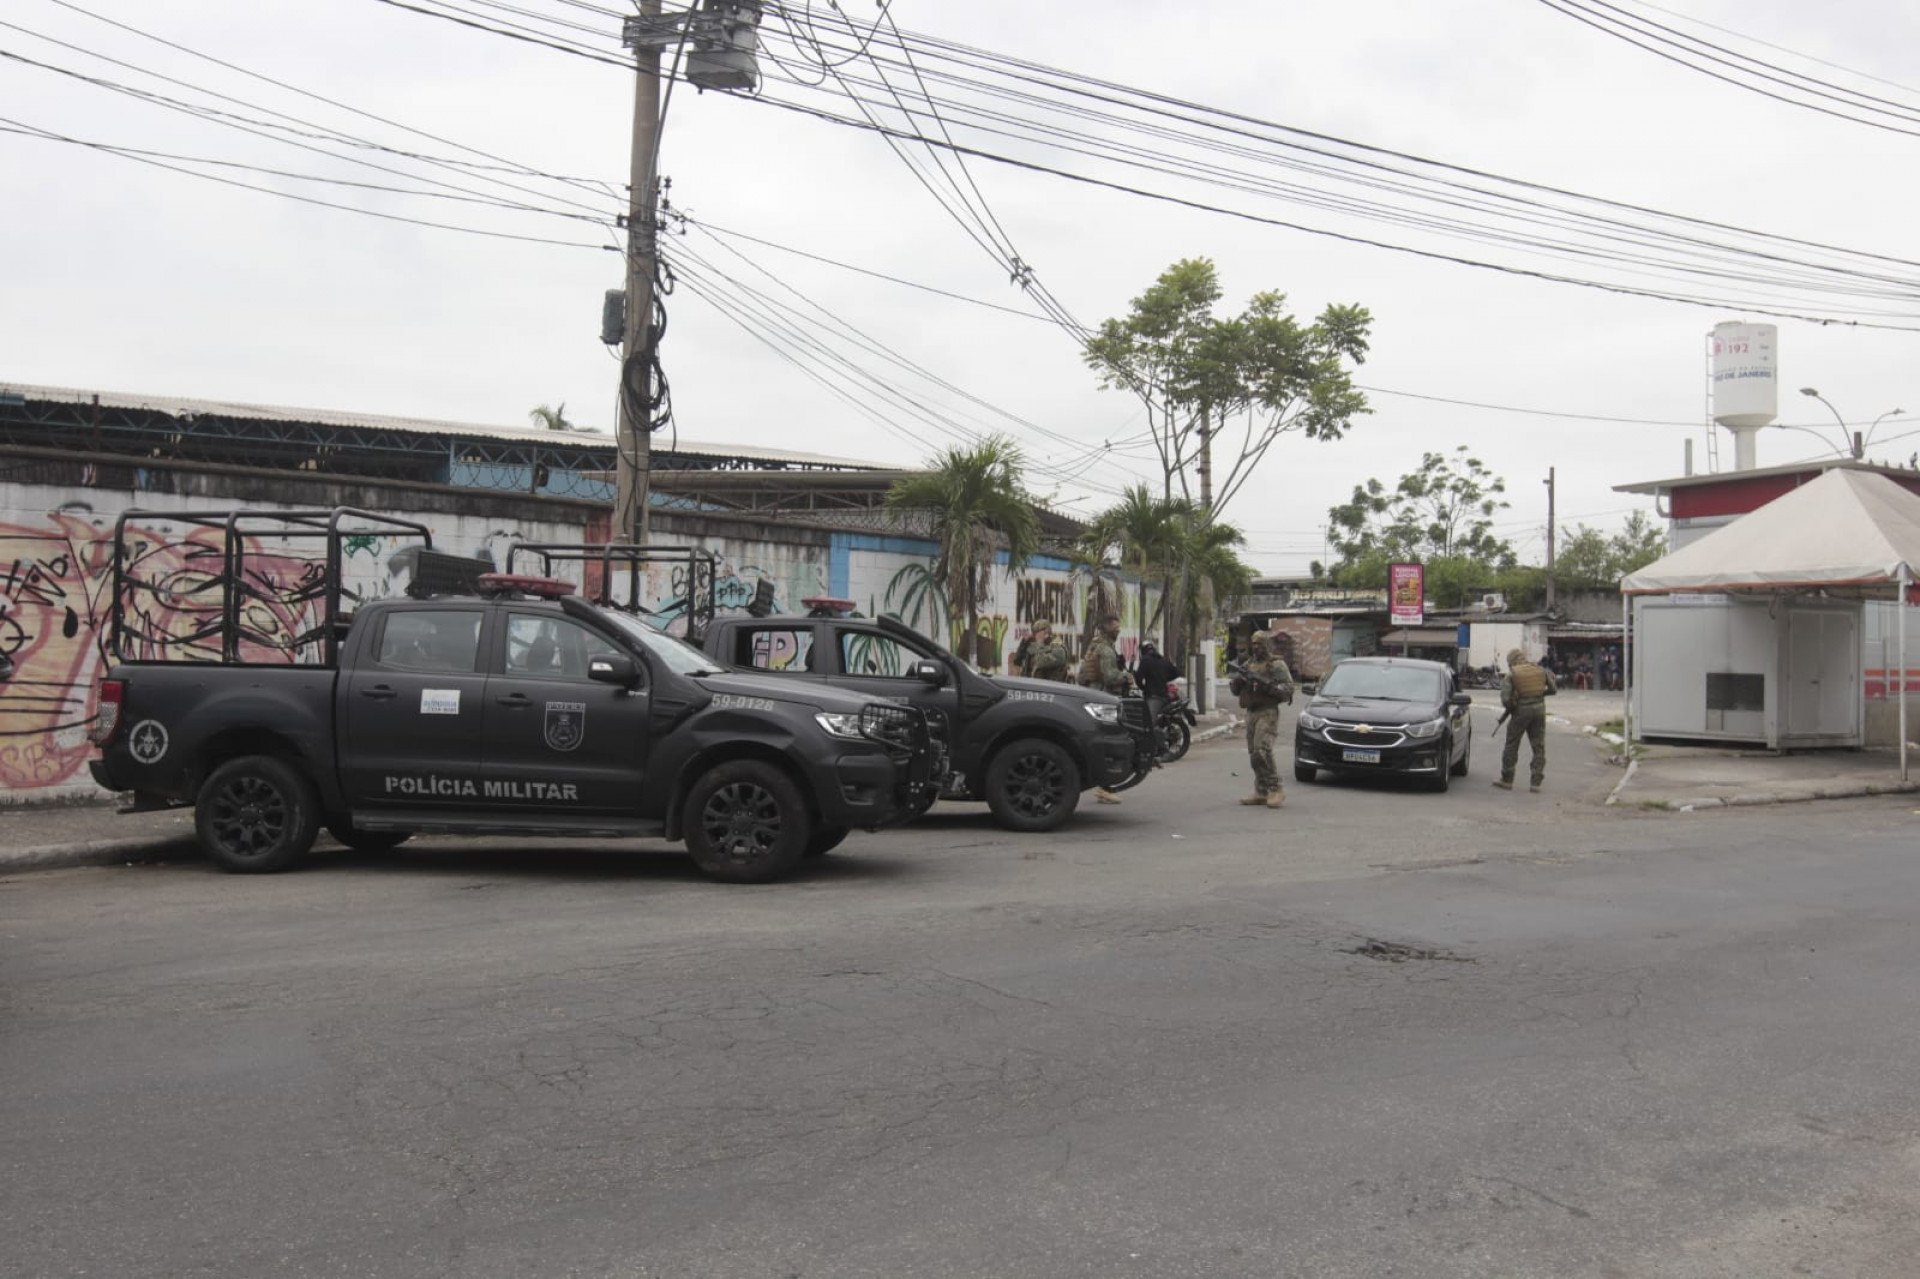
<box><xmin>5</xmin><ymin>382</ymin><xmax>886</xmax><ymax>470</ymax></box>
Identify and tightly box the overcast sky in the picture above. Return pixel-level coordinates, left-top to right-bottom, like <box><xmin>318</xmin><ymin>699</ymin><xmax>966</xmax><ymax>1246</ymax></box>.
<box><xmin>7</xmin><ymin>0</ymin><xmax>1919</xmax><ymax>574</ymax></box>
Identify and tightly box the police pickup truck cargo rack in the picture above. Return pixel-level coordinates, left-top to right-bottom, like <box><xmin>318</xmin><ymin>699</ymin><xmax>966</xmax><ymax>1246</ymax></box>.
<box><xmin>82</xmin><ymin>508</ymin><xmax>936</xmax><ymax>883</ymax></box>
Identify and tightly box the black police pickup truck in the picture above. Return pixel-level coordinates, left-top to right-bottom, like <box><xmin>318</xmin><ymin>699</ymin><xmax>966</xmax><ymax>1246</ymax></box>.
<box><xmin>699</xmin><ymin>607</ymin><xmax>1153</xmax><ymax>831</ymax></box>
<box><xmin>84</xmin><ymin>510</ymin><xmax>935</xmax><ymax>883</ymax></box>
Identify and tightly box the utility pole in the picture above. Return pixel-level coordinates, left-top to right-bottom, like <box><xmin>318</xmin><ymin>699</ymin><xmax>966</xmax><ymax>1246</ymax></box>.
<box><xmin>1544</xmin><ymin>466</ymin><xmax>1557</xmax><ymax>614</ymax></box>
<box><xmin>615</xmin><ymin>0</ymin><xmax>664</xmax><ymax>543</ymax></box>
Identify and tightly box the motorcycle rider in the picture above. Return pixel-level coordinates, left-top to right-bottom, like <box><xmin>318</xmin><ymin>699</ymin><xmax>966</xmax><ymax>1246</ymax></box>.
<box><xmin>1133</xmin><ymin>639</ymin><xmax>1181</xmax><ymax>765</ymax></box>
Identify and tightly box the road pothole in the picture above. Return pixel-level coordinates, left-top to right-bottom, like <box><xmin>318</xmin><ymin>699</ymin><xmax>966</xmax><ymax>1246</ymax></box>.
<box><xmin>1345</xmin><ymin>937</ymin><xmax>1474</xmax><ymax>964</ymax></box>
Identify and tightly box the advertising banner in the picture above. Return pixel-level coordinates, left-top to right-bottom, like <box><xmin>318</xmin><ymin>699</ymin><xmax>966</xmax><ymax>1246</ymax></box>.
<box><xmin>1389</xmin><ymin>562</ymin><xmax>1424</xmax><ymax>625</ymax></box>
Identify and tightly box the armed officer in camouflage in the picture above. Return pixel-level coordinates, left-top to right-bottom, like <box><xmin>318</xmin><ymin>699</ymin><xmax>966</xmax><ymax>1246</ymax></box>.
<box><xmin>1021</xmin><ymin>621</ymin><xmax>1071</xmax><ymax>682</ymax></box>
<box><xmin>1494</xmin><ymin>646</ymin><xmax>1558</xmax><ymax>793</ymax></box>
<box><xmin>1077</xmin><ymin>615</ymin><xmax>1132</xmax><ymax>803</ymax></box>
<box><xmin>1234</xmin><ymin>632</ymin><xmax>1292</xmax><ymax>809</ymax></box>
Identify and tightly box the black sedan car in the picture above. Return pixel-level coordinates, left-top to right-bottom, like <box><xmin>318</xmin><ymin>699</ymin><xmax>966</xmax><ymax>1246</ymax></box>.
<box><xmin>1292</xmin><ymin>656</ymin><xmax>1473</xmax><ymax>792</ymax></box>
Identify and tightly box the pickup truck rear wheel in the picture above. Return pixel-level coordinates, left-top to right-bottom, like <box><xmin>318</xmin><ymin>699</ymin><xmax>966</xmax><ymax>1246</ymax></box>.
<box><xmin>195</xmin><ymin>756</ymin><xmax>321</xmax><ymax>874</ymax></box>
<box><xmin>984</xmin><ymin>738</ymin><xmax>1080</xmax><ymax>832</ymax></box>
<box><xmin>685</xmin><ymin>760</ymin><xmax>810</xmax><ymax>883</ymax></box>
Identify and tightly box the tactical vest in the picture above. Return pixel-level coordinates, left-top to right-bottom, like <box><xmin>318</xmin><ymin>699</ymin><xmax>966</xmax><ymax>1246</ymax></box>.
<box><xmin>1077</xmin><ymin>640</ymin><xmax>1107</xmax><ymax>687</ymax></box>
<box><xmin>1511</xmin><ymin>661</ymin><xmax>1550</xmax><ymax>700</ymax></box>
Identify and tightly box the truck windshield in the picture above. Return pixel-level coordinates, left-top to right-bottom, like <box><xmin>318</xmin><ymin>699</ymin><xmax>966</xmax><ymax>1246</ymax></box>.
<box><xmin>602</xmin><ymin>613</ymin><xmax>725</xmax><ymax>676</ymax></box>
<box><xmin>1319</xmin><ymin>664</ymin><xmax>1442</xmax><ymax>702</ymax></box>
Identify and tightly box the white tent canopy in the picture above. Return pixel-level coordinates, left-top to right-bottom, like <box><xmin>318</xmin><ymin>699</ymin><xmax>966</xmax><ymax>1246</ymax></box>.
<box><xmin>1623</xmin><ymin>469</ymin><xmax>1920</xmax><ymax>596</ymax></box>
<box><xmin>1620</xmin><ymin>468</ymin><xmax>1920</xmax><ymax>778</ymax></box>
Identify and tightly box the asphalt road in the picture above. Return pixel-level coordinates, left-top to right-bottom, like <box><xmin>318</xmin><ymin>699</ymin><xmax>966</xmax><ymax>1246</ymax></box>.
<box><xmin>7</xmin><ymin>717</ymin><xmax>1920</xmax><ymax>1278</ymax></box>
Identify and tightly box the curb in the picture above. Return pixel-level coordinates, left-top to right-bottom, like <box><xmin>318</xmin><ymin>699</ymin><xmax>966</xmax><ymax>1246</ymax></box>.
<box><xmin>1626</xmin><ymin>780</ymin><xmax>1920</xmax><ymax>812</ymax></box>
<box><xmin>0</xmin><ymin>836</ymin><xmax>197</xmax><ymax>874</ymax></box>
<box><xmin>1193</xmin><ymin>717</ymin><xmax>1240</xmax><ymax>744</ymax></box>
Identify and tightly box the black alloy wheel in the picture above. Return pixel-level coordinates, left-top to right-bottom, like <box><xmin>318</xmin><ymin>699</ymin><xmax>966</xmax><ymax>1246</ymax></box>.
<box><xmin>684</xmin><ymin>760</ymin><xmax>809</xmax><ymax>883</ymax></box>
<box><xmin>195</xmin><ymin>756</ymin><xmax>321</xmax><ymax>874</ymax></box>
<box><xmin>985</xmin><ymin>738</ymin><xmax>1081</xmax><ymax>832</ymax></box>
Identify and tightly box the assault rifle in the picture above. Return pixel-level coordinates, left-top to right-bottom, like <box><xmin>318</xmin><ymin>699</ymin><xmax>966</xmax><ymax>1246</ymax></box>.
<box><xmin>1227</xmin><ymin>660</ymin><xmax>1294</xmax><ymax>705</ymax></box>
<box><xmin>1490</xmin><ymin>705</ymin><xmax>1511</xmax><ymax>737</ymax></box>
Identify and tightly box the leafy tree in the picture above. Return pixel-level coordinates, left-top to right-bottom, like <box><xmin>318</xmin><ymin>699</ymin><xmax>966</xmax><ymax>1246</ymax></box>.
<box><xmin>1327</xmin><ymin>447</ymin><xmax>1514</xmax><ymax>569</ymax></box>
<box><xmin>528</xmin><ymin>403</ymin><xmax>577</xmax><ymax>431</ymax></box>
<box><xmin>1555</xmin><ymin>511</ymin><xmax>1667</xmax><ymax>587</ymax></box>
<box><xmin>885</xmin><ymin>436</ymin><xmax>1041</xmax><ymax>666</ymax></box>
<box><xmin>1083</xmin><ymin>258</ymin><xmax>1372</xmax><ymax>513</ymax></box>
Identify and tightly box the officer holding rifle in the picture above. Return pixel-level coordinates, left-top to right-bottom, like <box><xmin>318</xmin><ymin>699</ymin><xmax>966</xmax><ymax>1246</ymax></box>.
<box><xmin>1229</xmin><ymin>632</ymin><xmax>1293</xmax><ymax>810</ymax></box>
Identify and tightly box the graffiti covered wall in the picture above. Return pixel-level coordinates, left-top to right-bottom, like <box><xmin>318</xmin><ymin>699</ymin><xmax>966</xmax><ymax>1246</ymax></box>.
<box><xmin>0</xmin><ymin>479</ymin><xmax>1136</xmax><ymax>803</ymax></box>
<box><xmin>0</xmin><ymin>486</ymin><xmax>605</xmax><ymax>801</ymax></box>
<box><xmin>840</xmin><ymin>535</ymin><xmax>1158</xmax><ymax>672</ymax></box>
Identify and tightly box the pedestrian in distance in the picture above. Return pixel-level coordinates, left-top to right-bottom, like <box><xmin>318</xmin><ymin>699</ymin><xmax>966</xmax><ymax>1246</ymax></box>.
<box><xmin>1021</xmin><ymin>621</ymin><xmax>1070</xmax><ymax>682</ymax></box>
<box><xmin>1493</xmin><ymin>646</ymin><xmax>1558</xmax><ymax>793</ymax></box>
<box><xmin>1134</xmin><ymin>639</ymin><xmax>1181</xmax><ymax>766</ymax></box>
<box><xmin>1077</xmin><ymin>615</ymin><xmax>1133</xmax><ymax>803</ymax></box>
<box><xmin>1233</xmin><ymin>632</ymin><xmax>1293</xmax><ymax>809</ymax></box>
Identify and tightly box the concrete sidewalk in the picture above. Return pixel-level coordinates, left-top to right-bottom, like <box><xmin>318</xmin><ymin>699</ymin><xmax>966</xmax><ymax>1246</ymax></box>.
<box><xmin>1471</xmin><ymin>687</ymin><xmax>1920</xmax><ymax>811</ymax></box>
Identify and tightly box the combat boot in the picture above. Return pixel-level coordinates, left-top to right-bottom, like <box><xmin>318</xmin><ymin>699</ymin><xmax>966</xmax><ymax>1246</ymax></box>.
<box><xmin>1491</xmin><ymin>779</ymin><xmax>1513</xmax><ymax>790</ymax></box>
<box><xmin>1240</xmin><ymin>792</ymin><xmax>1267</xmax><ymax>806</ymax></box>
<box><xmin>1265</xmin><ymin>790</ymin><xmax>1285</xmax><ymax>809</ymax></box>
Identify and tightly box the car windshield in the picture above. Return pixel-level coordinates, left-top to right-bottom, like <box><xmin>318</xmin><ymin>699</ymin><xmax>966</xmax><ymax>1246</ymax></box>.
<box><xmin>602</xmin><ymin>612</ymin><xmax>725</xmax><ymax>676</ymax></box>
<box><xmin>1319</xmin><ymin>663</ymin><xmax>1442</xmax><ymax>702</ymax></box>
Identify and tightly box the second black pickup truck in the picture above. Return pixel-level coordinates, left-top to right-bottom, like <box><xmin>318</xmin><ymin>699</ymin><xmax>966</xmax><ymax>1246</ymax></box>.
<box><xmin>82</xmin><ymin>510</ymin><xmax>937</xmax><ymax>883</ymax></box>
<box><xmin>700</xmin><ymin>608</ymin><xmax>1154</xmax><ymax>831</ymax></box>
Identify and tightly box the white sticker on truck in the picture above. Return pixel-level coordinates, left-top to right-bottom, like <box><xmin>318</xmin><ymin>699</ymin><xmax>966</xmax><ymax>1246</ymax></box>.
<box><xmin>420</xmin><ymin>689</ymin><xmax>461</xmax><ymax>715</ymax></box>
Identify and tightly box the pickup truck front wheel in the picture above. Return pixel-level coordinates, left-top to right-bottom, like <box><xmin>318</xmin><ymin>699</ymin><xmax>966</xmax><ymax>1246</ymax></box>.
<box><xmin>685</xmin><ymin>760</ymin><xmax>810</xmax><ymax>883</ymax></box>
<box><xmin>984</xmin><ymin>738</ymin><xmax>1081</xmax><ymax>832</ymax></box>
<box><xmin>195</xmin><ymin>756</ymin><xmax>321</xmax><ymax>874</ymax></box>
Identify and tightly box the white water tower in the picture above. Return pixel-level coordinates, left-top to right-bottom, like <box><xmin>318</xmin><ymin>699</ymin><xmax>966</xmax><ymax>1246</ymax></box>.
<box><xmin>1709</xmin><ymin>321</ymin><xmax>1778</xmax><ymax>471</ymax></box>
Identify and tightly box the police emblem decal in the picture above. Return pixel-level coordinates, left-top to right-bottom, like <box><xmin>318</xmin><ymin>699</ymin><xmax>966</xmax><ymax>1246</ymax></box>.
<box><xmin>544</xmin><ymin>701</ymin><xmax>586</xmax><ymax>752</ymax></box>
<box><xmin>128</xmin><ymin>719</ymin><xmax>170</xmax><ymax>764</ymax></box>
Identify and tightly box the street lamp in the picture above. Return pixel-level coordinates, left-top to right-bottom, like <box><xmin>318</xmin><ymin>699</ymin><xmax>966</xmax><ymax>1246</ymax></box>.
<box><xmin>1800</xmin><ymin>386</ymin><xmax>1861</xmax><ymax>459</ymax></box>
<box><xmin>1865</xmin><ymin>408</ymin><xmax>1906</xmax><ymax>454</ymax></box>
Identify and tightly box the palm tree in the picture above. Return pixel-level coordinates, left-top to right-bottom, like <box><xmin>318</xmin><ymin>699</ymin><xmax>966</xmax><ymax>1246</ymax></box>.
<box><xmin>1078</xmin><ymin>484</ymin><xmax>1183</xmax><ymax>647</ymax></box>
<box><xmin>1168</xmin><ymin>510</ymin><xmax>1255</xmax><ymax>658</ymax></box>
<box><xmin>885</xmin><ymin>436</ymin><xmax>1041</xmax><ymax>666</ymax></box>
<box><xmin>528</xmin><ymin>403</ymin><xmax>575</xmax><ymax>432</ymax></box>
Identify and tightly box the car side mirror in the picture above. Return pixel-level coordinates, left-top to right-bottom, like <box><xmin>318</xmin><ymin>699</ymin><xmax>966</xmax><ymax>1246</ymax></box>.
<box><xmin>1449</xmin><ymin>691</ymin><xmax>1471</xmax><ymax>707</ymax></box>
<box><xmin>588</xmin><ymin>653</ymin><xmax>640</xmax><ymax>690</ymax></box>
<box><xmin>912</xmin><ymin>659</ymin><xmax>949</xmax><ymax>687</ymax></box>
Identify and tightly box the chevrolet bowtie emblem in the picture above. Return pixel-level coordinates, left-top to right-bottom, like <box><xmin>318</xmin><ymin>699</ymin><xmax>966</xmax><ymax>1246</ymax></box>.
<box><xmin>1354</xmin><ymin>724</ymin><xmax>1372</xmax><ymax>734</ymax></box>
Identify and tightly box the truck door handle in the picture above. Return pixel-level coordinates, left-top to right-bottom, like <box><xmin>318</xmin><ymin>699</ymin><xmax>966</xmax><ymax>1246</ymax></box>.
<box><xmin>496</xmin><ymin>693</ymin><xmax>532</xmax><ymax>708</ymax></box>
<box><xmin>362</xmin><ymin>685</ymin><xmax>397</xmax><ymax>701</ymax></box>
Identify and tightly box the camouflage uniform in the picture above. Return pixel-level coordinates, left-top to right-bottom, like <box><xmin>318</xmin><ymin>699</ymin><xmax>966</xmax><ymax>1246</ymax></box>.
<box><xmin>1024</xmin><ymin>635</ymin><xmax>1070</xmax><ymax>682</ymax></box>
<box><xmin>1238</xmin><ymin>642</ymin><xmax>1293</xmax><ymax>808</ymax></box>
<box><xmin>1078</xmin><ymin>633</ymin><xmax>1132</xmax><ymax>695</ymax></box>
<box><xmin>1497</xmin><ymin>650</ymin><xmax>1557</xmax><ymax>791</ymax></box>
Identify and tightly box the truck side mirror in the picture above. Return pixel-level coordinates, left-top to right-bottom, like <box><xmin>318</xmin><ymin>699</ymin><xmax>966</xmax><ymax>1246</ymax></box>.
<box><xmin>588</xmin><ymin>653</ymin><xmax>640</xmax><ymax>690</ymax></box>
<box><xmin>1449</xmin><ymin>691</ymin><xmax>1471</xmax><ymax>707</ymax></box>
<box><xmin>912</xmin><ymin>660</ymin><xmax>949</xmax><ymax>687</ymax></box>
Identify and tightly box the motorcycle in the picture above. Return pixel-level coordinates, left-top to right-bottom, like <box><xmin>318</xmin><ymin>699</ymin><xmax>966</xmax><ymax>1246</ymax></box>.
<box><xmin>1157</xmin><ymin>681</ymin><xmax>1198</xmax><ymax>763</ymax></box>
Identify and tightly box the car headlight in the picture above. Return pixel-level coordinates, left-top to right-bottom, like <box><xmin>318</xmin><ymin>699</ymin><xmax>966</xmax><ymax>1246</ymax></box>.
<box><xmin>1083</xmin><ymin>702</ymin><xmax>1121</xmax><ymax>725</ymax></box>
<box><xmin>814</xmin><ymin>712</ymin><xmax>867</xmax><ymax>740</ymax></box>
<box><xmin>1298</xmin><ymin>712</ymin><xmax>1326</xmax><ymax>731</ymax></box>
<box><xmin>1404</xmin><ymin>716</ymin><xmax>1446</xmax><ymax>740</ymax></box>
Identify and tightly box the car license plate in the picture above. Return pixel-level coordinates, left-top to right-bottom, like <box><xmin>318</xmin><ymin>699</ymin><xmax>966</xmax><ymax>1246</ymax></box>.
<box><xmin>1342</xmin><ymin>748</ymin><xmax>1382</xmax><ymax>764</ymax></box>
